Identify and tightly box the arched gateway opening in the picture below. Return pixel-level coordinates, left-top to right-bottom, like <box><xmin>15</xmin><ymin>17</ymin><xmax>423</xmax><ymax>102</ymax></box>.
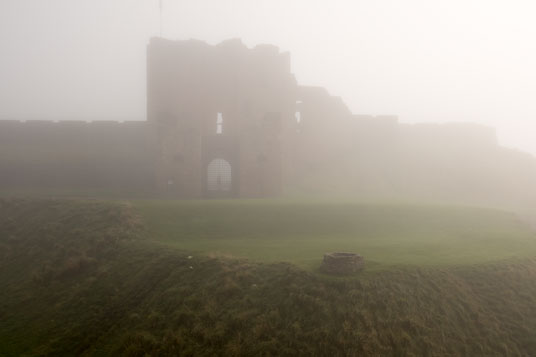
<box><xmin>207</xmin><ymin>158</ymin><xmax>232</xmax><ymax>194</ymax></box>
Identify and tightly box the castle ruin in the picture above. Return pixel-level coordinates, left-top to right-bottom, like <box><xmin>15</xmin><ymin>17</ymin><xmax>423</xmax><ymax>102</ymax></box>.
<box><xmin>1</xmin><ymin>37</ymin><xmax>535</xmax><ymax>208</ymax></box>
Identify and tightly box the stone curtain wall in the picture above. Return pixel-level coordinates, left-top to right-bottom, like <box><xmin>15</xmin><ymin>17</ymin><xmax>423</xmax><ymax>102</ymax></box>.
<box><xmin>0</xmin><ymin>120</ymin><xmax>154</xmax><ymax>193</ymax></box>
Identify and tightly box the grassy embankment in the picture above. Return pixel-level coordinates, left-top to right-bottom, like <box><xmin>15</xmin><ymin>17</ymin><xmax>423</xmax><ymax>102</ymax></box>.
<box><xmin>1</xmin><ymin>198</ymin><xmax>536</xmax><ymax>355</ymax></box>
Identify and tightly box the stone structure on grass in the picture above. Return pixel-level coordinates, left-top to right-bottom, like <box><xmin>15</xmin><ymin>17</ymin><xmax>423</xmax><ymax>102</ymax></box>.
<box><xmin>320</xmin><ymin>252</ymin><xmax>365</xmax><ymax>275</ymax></box>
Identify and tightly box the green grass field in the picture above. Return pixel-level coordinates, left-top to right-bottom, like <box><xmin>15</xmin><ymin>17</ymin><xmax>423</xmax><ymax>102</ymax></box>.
<box><xmin>134</xmin><ymin>199</ymin><xmax>536</xmax><ymax>270</ymax></box>
<box><xmin>2</xmin><ymin>198</ymin><xmax>536</xmax><ymax>355</ymax></box>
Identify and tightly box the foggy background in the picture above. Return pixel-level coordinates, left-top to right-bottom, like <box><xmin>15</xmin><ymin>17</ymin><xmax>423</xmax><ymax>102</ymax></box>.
<box><xmin>1</xmin><ymin>0</ymin><xmax>535</xmax><ymax>155</ymax></box>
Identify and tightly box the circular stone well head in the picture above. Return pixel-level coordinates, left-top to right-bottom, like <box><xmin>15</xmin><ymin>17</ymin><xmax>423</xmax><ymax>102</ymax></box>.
<box><xmin>320</xmin><ymin>252</ymin><xmax>364</xmax><ymax>275</ymax></box>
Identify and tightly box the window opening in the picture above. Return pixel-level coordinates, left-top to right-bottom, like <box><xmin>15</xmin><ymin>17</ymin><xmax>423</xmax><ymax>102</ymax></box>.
<box><xmin>295</xmin><ymin>111</ymin><xmax>302</xmax><ymax>124</ymax></box>
<box><xmin>217</xmin><ymin>112</ymin><xmax>223</xmax><ymax>134</ymax></box>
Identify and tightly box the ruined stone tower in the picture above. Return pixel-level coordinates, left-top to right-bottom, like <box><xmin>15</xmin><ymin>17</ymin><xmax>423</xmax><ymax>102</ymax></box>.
<box><xmin>147</xmin><ymin>37</ymin><xmax>298</xmax><ymax>198</ymax></box>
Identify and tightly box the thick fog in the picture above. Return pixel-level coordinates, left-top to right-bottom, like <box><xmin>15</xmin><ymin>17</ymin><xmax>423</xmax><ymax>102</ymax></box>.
<box><xmin>1</xmin><ymin>0</ymin><xmax>535</xmax><ymax>154</ymax></box>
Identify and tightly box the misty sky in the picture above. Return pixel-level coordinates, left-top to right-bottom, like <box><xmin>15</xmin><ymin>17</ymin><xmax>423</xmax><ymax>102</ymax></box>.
<box><xmin>1</xmin><ymin>0</ymin><xmax>535</xmax><ymax>155</ymax></box>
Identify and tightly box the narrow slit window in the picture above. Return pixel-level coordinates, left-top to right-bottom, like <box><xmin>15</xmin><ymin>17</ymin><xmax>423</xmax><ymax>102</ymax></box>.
<box><xmin>217</xmin><ymin>112</ymin><xmax>223</xmax><ymax>134</ymax></box>
<box><xmin>295</xmin><ymin>111</ymin><xmax>301</xmax><ymax>124</ymax></box>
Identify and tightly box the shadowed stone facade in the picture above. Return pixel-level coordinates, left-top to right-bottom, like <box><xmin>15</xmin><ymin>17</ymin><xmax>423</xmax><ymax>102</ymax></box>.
<box><xmin>145</xmin><ymin>38</ymin><xmax>402</xmax><ymax>199</ymax></box>
<box><xmin>147</xmin><ymin>38</ymin><xmax>297</xmax><ymax>198</ymax></box>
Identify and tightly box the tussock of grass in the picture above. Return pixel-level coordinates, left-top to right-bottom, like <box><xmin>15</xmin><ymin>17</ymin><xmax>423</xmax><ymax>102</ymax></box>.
<box><xmin>1</xmin><ymin>199</ymin><xmax>536</xmax><ymax>355</ymax></box>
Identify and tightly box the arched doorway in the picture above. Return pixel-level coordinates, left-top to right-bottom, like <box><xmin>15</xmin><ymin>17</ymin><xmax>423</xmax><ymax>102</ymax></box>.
<box><xmin>207</xmin><ymin>158</ymin><xmax>232</xmax><ymax>194</ymax></box>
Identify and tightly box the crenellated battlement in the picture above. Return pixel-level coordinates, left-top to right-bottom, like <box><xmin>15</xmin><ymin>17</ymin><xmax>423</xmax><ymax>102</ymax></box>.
<box><xmin>0</xmin><ymin>119</ymin><xmax>147</xmax><ymax>127</ymax></box>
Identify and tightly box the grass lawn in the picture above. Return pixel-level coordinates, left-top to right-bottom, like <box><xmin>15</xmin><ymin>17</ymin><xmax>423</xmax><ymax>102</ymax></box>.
<box><xmin>134</xmin><ymin>199</ymin><xmax>536</xmax><ymax>270</ymax></box>
<box><xmin>3</xmin><ymin>198</ymin><xmax>536</xmax><ymax>355</ymax></box>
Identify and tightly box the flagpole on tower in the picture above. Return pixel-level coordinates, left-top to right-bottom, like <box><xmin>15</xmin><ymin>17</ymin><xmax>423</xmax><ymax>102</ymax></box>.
<box><xmin>159</xmin><ymin>0</ymin><xmax>163</xmax><ymax>37</ymax></box>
